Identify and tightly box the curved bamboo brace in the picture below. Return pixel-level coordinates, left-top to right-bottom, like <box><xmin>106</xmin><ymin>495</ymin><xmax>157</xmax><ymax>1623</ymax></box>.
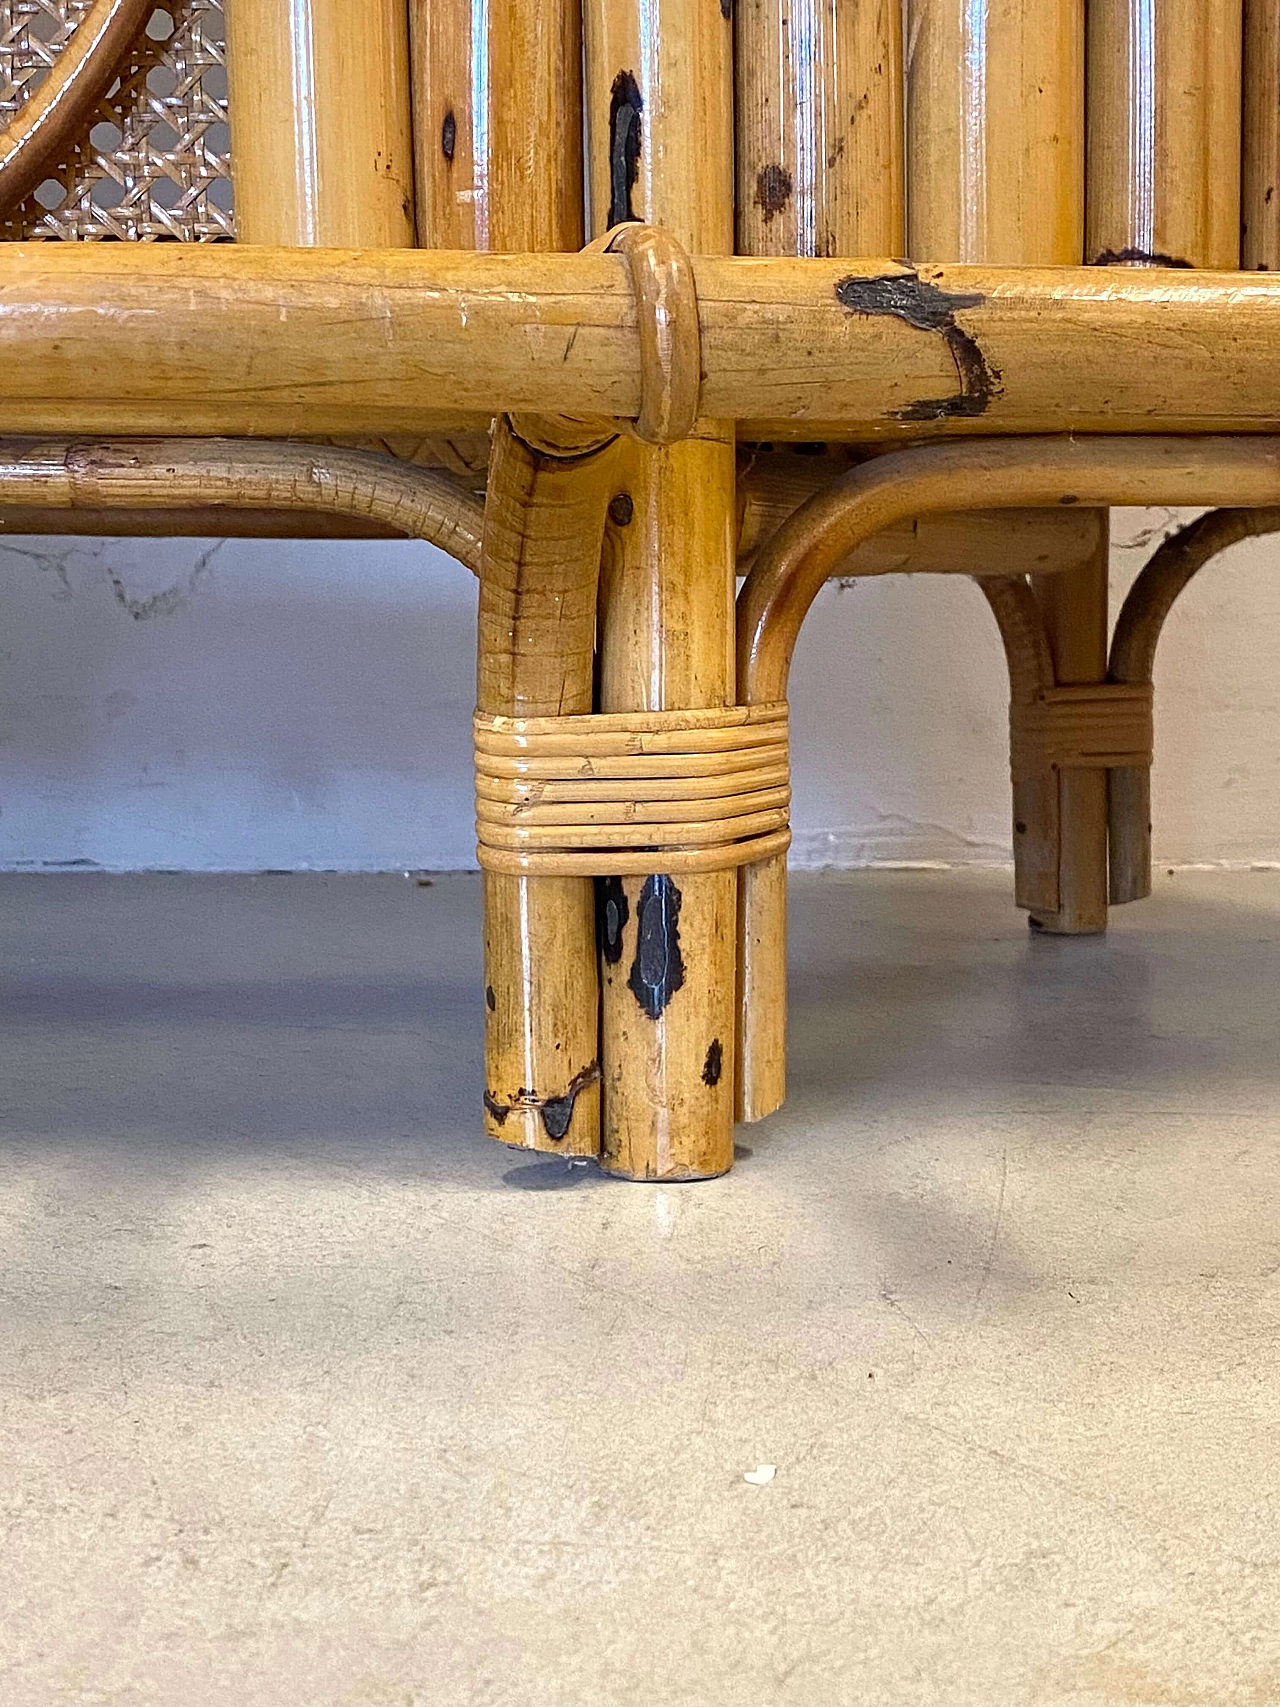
<box><xmin>735</xmin><ymin>435</ymin><xmax>1280</xmax><ymax>1122</ymax></box>
<box><xmin>0</xmin><ymin>0</ymin><xmax>154</xmax><ymax>217</ymax></box>
<box><xmin>1108</xmin><ymin>506</ymin><xmax>1280</xmax><ymax>904</ymax></box>
<box><xmin>0</xmin><ymin>438</ymin><xmax>485</xmax><ymax>571</ymax></box>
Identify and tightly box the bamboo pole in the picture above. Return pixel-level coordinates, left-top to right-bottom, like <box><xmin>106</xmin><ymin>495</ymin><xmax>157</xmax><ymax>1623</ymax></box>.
<box><xmin>905</xmin><ymin>0</ymin><xmax>1107</xmax><ymax>934</ymax></box>
<box><xmin>735</xmin><ymin>0</ymin><xmax>902</xmax><ymax>259</ymax></box>
<box><xmin>1087</xmin><ymin>0</ymin><xmax>1243</xmax><ymax>918</ymax></box>
<box><xmin>425</xmin><ymin>0</ymin><xmax>595</xmax><ymax>1154</ymax></box>
<box><xmin>585</xmin><ymin>0</ymin><xmax>738</xmax><ymax>1178</ymax></box>
<box><xmin>225</xmin><ymin>0</ymin><xmax>416</xmax><ymax>246</ymax></box>
<box><xmin>410</xmin><ymin>0</ymin><xmax>583</xmax><ymax>252</ymax></box>
<box><xmin>7</xmin><ymin>250</ymin><xmax>1280</xmax><ymax>438</ymax></box>
<box><xmin>1087</xmin><ymin>0</ymin><xmax>1243</xmax><ymax>271</ymax></box>
<box><xmin>1244</xmin><ymin>0</ymin><xmax>1280</xmax><ymax>270</ymax></box>
<box><xmin>904</xmin><ymin>0</ymin><xmax>1083</xmax><ymax>264</ymax></box>
<box><xmin>734</xmin><ymin>0</ymin><xmax>904</xmax><ymax>1122</ymax></box>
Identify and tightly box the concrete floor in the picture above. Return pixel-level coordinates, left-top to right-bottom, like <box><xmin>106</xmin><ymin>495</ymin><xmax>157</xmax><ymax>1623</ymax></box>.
<box><xmin>2</xmin><ymin>869</ymin><xmax>1279</xmax><ymax>1706</ymax></box>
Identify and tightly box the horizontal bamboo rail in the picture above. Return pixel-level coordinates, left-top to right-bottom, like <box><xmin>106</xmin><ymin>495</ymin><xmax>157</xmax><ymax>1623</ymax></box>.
<box><xmin>4</xmin><ymin>250</ymin><xmax>1280</xmax><ymax>439</ymax></box>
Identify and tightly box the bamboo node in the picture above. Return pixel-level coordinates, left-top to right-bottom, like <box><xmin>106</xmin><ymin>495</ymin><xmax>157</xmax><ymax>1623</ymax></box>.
<box><xmin>474</xmin><ymin>704</ymin><xmax>790</xmax><ymax>877</ymax></box>
<box><xmin>1010</xmin><ymin>684</ymin><xmax>1154</xmax><ymax>783</ymax></box>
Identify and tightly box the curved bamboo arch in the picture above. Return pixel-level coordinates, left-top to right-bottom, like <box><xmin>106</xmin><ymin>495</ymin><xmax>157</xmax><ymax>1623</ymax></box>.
<box><xmin>1108</xmin><ymin>506</ymin><xmax>1280</xmax><ymax>903</ymax></box>
<box><xmin>733</xmin><ymin>435</ymin><xmax>1280</xmax><ymax>1123</ymax></box>
<box><xmin>0</xmin><ymin>0</ymin><xmax>155</xmax><ymax>217</ymax></box>
<box><xmin>0</xmin><ymin>438</ymin><xmax>486</xmax><ymax>571</ymax></box>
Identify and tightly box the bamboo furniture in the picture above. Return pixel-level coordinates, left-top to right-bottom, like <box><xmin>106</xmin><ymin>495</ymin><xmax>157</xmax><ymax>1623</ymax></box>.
<box><xmin>1</xmin><ymin>1</ymin><xmax>1278</xmax><ymax>1178</ymax></box>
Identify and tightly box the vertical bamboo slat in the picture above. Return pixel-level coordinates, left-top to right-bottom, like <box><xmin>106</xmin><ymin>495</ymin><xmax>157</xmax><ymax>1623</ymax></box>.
<box><xmin>226</xmin><ymin>0</ymin><xmax>416</xmax><ymax>246</ymax></box>
<box><xmin>413</xmin><ymin>0</ymin><xmax>596</xmax><ymax>1152</ymax></box>
<box><xmin>1244</xmin><ymin>0</ymin><xmax>1280</xmax><ymax>270</ymax></box>
<box><xmin>904</xmin><ymin>0</ymin><xmax>1082</xmax><ymax>263</ymax></box>
<box><xmin>1087</xmin><ymin>0</ymin><xmax>1243</xmax><ymax>270</ymax></box>
<box><xmin>586</xmin><ymin>0</ymin><xmax>738</xmax><ymax>1178</ymax></box>
<box><xmin>905</xmin><ymin>0</ymin><xmax>1107</xmax><ymax>933</ymax></box>
<box><xmin>734</xmin><ymin>0</ymin><xmax>902</xmax><ymax>258</ymax></box>
<box><xmin>409</xmin><ymin>0</ymin><xmax>478</xmax><ymax>249</ymax></box>
<box><xmin>411</xmin><ymin>0</ymin><xmax>583</xmax><ymax>252</ymax></box>
<box><xmin>1091</xmin><ymin>0</ymin><xmax>1243</xmax><ymax>904</ymax></box>
<box><xmin>734</xmin><ymin>0</ymin><xmax>904</xmax><ymax>1123</ymax></box>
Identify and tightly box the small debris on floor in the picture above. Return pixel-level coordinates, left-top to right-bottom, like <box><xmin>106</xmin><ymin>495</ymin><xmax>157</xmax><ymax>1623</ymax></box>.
<box><xmin>743</xmin><ymin>1465</ymin><xmax>776</xmax><ymax>1486</ymax></box>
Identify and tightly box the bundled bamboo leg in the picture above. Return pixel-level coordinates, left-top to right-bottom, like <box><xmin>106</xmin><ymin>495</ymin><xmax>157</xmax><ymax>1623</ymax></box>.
<box><xmin>411</xmin><ymin>0</ymin><xmax>594</xmax><ymax>1152</ymax></box>
<box><xmin>733</xmin><ymin>0</ymin><xmax>903</xmax><ymax>1122</ymax></box>
<box><xmin>904</xmin><ymin>0</ymin><xmax>1104</xmax><ymax>931</ymax></box>
<box><xmin>225</xmin><ymin>0</ymin><xmax>416</xmax><ymax>246</ymax></box>
<box><xmin>584</xmin><ymin>0</ymin><xmax>737</xmax><ymax>1178</ymax></box>
<box><xmin>1088</xmin><ymin>0</ymin><xmax>1243</xmax><ymax>910</ymax></box>
<box><xmin>1244</xmin><ymin>0</ymin><xmax>1280</xmax><ymax>270</ymax></box>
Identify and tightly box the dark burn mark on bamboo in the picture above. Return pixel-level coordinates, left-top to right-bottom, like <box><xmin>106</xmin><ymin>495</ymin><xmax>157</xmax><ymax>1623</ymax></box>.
<box><xmin>834</xmin><ymin>270</ymin><xmax>1002</xmax><ymax>421</ymax></box>
<box><xmin>597</xmin><ymin>874</ymin><xmax>630</xmax><ymax>965</ymax></box>
<box><xmin>609</xmin><ymin>71</ymin><xmax>643</xmax><ymax>226</ymax></box>
<box><xmin>441</xmin><ymin>109</ymin><xmax>457</xmax><ymax>164</ymax></box>
<box><xmin>483</xmin><ymin>1062</ymin><xmax>602</xmax><ymax>1142</ymax></box>
<box><xmin>702</xmin><ymin>1038</ymin><xmax>723</xmax><ymax>1087</ymax></box>
<box><xmin>720</xmin><ymin>0</ymin><xmax>732</xmax><ymax>17</ymax></box>
<box><xmin>628</xmin><ymin>875</ymin><xmax>685</xmax><ymax>1018</ymax></box>
<box><xmin>755</xmin><ymin>163</ymin><xmax>792</xmax><ymax>222</ymax></box>
<box><xmin>1089</xmin><ymin>247</ymin><xmax>1193</xmax><ymax>269</ymax></box>
<box><xmin>608</xmin><ymin>492</ymin><xmax>634</xmax><ymax>527</ymax></box>
<box><xmin>486</xmin><ymin>983</ymin><xmax>496</xmax><ymax>1010</ymax></box>
<box><xmin>539</xmin><ymin>1062</ymin><xmax>601</xmax><ymax>1141</ymax></box>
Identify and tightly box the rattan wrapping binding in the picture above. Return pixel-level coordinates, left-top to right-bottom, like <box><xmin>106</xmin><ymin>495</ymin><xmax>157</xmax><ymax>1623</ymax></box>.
<box><xmin>0</xmin><ymin>0</ymin><xmax>231</xmax><ymax>240</ymax></box>
<box><xmin>474</xmin><ymin>704</ymin><xmax>792</xmax><ymax>877</ymax></box>
<box><xmin>1010</xmin><ymin>684</ymin><xmax>1154</xmax><ymax>784</ymax></box>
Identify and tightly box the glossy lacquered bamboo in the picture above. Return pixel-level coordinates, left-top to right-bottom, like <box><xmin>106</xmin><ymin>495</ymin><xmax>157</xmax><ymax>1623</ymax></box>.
<box><xmin>585</xmin><ymin>0</ymin><xmax>738</xmax><ymax>1178</ymax></box>
<box><xmin>1243</xmin><ymin>0</ymin><xmax>1280</xmax><ymax>269</ymax></box>
<box><xmin>735</xmin><ymin>0</ymin><xmax>903</xmax><ymax>257</ymax></box>
<box><xmin>0</xmin><ymin>0</ymin><xmax>153</xmax><ymax>216</ymax></box>
<box><xmin>226</xmin><ymin>0</ymin><xmax>416</xmax><ymax>246</ymax></box>
<box><xmin>904</xmin><ymin>0</ymin><xmax>1083</xmax><ymax>264</ymax></box>
<box><xmin>905</xmin><ymin>0</ymin><xmax>1103</xmax><ymax>934</ymax></box>
<box><xmin>9</xmin><ymin>250</ymin><xmax>1280</xmax><ymax>438</ymax></box>
<box><xmin>476</xmin><ymin>419</ymin><xmax>619</xmax><ymax>1155</ymax></box>
<box><xmin>734</xmin><ymin>0</ymin><xmax>903</xmax><ymax>1120</ymax></box>
<box><xmin>410</xmin><ymin>0</ymin><xmax>582</xmax><ymax>250</ymax></box>
<box><xmin>1087</xmin><ymin>0</ymin><xmax>1242</xmax><ymax>269</ymax></box>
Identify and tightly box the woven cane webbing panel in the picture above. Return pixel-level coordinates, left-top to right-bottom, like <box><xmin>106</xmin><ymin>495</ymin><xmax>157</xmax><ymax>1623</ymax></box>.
<box><xmin>0</xmin><ymin>0</ymin><xmax>232</xmax><ymax>240</ymax></box>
